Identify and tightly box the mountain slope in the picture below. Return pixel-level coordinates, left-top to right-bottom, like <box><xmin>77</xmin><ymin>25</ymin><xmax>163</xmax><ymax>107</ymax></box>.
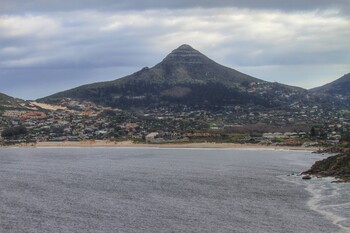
<box><xmin>39</xmin><ymin>44</ymin><xmax>306</xmax><ymax>109</ymax></box>
<box><xmin>310</xmin><ymin>73</ymin><xmax>350</xmax><ymax>96</ymax></box>
<box><xmin>0</xmin><ymin>92</ymin><xmax>21</xmax><ymax>109</ymax></box>
<box><xmin>0</xmin><ymin>92</ymin><xmax>13</xmax><ymax>103</ymax></box>
<box><xmin>0</xmin><ymin>92</ymin><xmax>39</xmax><ymax>113</ymax></box>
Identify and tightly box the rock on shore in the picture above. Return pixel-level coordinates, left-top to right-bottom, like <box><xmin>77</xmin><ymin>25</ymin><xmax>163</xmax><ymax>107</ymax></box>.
<box><xmin>303</xmin><ymin>153</ymin><xmax>350</xmax><ymax>182</ymax></box>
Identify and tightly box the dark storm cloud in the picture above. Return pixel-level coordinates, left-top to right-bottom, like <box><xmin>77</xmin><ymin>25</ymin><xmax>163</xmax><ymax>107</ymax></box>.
<box><xmin>1</xmin><ymin>0</ymin><xmax>349</xmax><ymax>14</ymax></box>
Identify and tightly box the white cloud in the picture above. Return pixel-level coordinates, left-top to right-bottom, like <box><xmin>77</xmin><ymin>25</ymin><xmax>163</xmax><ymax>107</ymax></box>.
<box><xmin>0</xmin><ymin>8</ymin><xmax>349</xmax><ymax>68</ymax></box>
<box><xmin>1</xmin><ymin>46</ymin><xmax>24</xmax><ymax>55</ymax></box>
<box><xmin>101</xmin><ymin>13</ymin><xmax>157</xmax><ymax>31</ymax></box>
<box><xmin>0</xmin><ymin>7</ymin><xmax>349</xmax><ymax>98</ymax></box>
<box><xmin>0</xmin><ymin>15</ymin><xmax>60</xmax><ymax>38</ymax></box>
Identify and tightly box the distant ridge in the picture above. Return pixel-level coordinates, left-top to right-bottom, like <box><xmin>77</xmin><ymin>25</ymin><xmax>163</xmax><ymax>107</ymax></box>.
<box><xmin>39</xmin><ymin>44</ymin><xmax>307</xmax><ymax>109</ymax></box>
<box><xmin>310</xmin><ymin>73</ymin><xmax>350</xmax><ymax>96</ymax></box>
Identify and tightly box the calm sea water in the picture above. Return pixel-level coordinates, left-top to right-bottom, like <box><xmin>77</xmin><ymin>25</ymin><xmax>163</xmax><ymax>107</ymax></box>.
<box><xmin>0</xmin><ymin>147</ymin><xmax>348</xmax><ymax>233</ymax></box>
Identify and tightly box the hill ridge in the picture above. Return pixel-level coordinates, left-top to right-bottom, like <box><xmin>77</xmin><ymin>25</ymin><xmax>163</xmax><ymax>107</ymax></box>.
<box><xmin>311</xmin><ymin>73</ymin><xmax>350</xmax><ymax>95</ymax></box>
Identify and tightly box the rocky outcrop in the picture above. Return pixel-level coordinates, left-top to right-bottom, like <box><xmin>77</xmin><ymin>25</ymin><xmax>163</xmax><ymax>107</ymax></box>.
<box><xmin>316</xmin><ymin>146</ymin><xmax>350</xmax><ymax>154</ymax></box>
<box><xmin>303</xmin><ymin>153</ymin><xmax>350</xmax><ymax>182</ymax></box>
<box><xmin>161</xmin><ymin>44</ymin><xmax>213</xmax><ymax>64</ymax></box>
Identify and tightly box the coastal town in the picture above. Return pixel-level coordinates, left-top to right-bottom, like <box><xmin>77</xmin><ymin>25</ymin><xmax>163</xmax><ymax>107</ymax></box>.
<box><xmin>1</xmin><ymin>98</ymin><xmax>349</xmax><ymax>148</ymax></box>
<box><xmin>2</xmin><ymin>0</ymin><xmax>350</xmax><ymax>232</ymax></box>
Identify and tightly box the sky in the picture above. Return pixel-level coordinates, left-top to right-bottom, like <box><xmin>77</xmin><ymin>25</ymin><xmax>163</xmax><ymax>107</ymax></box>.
<box><xmin>0</xmin><ymin>0</ymin><xmax>349</xmax><ymax>100</ymax></box>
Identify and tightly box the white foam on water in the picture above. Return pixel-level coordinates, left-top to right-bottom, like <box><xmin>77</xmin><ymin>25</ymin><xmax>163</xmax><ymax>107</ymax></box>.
<box><xmin>305</xmin><ymin>179</ymin><xmax>350</xmax><ymax>233</ymax></box>
<box><xmin>282</xmin><ymin>174</ymin><xmax>350</xmax><ymax>233</ymax></box>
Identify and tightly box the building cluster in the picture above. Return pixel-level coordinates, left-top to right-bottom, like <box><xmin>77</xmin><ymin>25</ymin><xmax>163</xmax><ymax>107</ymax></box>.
<box><xmin>0</xmin><ymin>98</ymin><xmax>349</xmax><ymax>146</ymax></box>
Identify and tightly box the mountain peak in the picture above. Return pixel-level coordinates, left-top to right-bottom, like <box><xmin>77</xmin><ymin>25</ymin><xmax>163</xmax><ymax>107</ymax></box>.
<box><xmin>177</xmin><ymin>44</ymin><xmax>194</xmax><ymax>50</ymax></box>
<box><xmin>162</xmin><ymin>44</ymin><xmax>212</xmax><ymax>64</ymax></box>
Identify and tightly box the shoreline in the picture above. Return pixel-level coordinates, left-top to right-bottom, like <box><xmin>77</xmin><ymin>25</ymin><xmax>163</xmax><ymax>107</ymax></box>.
<box><xmin>1</xmin><ymin>140</ymin><xmax>318</xmax><ymax>152</ymax></box>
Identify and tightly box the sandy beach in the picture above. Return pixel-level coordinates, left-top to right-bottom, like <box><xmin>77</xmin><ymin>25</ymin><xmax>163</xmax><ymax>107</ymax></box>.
<box><xmin>3</xmin><ymin>140</ymin><xmax>318</xmax><ymax>151</ymax></box>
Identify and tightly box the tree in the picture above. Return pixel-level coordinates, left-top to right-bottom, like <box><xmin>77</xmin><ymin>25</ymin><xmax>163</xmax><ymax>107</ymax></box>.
<box><xmin>341</xmin><ymin>130</ymin><xmax>350</xmax><ymax>142</ymax></box>
<box><xmin>310</xmin><ymin>126</ymin><xmax>317</xmax><ymax>137</ymax></box>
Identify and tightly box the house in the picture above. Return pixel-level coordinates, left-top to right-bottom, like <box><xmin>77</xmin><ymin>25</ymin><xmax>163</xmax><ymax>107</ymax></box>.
<box><xmin>146</xmin><ymin>132</ymin><xmax>159</xmax><ymax>143</ymax></box>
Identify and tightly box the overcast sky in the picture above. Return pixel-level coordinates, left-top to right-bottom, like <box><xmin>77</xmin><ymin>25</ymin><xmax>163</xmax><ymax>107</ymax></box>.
<box><xmin>1</xmin><ymin>0</ymin><xmax>349</xmax><ymax>100</ymax></box>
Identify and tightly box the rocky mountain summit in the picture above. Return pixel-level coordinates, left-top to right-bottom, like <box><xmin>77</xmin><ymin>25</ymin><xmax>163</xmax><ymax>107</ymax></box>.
<box><xmin>161</xmin><ymin>44</ymin><xmax>213</xmax><ymax>64</ymax></box>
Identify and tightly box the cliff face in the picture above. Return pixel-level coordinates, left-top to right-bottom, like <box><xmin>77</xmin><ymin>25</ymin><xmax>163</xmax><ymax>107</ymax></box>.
<box><xmin>303</xmin><ymin>153</ymin><xmax>350</xmax><ymax>182</ymax></box>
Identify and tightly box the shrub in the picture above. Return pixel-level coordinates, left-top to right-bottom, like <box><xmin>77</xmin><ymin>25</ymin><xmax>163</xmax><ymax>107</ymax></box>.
<box><xmin>1</xmin><ymin>126</ymin><xmax>28</xmax><ymax>138</ymax></box>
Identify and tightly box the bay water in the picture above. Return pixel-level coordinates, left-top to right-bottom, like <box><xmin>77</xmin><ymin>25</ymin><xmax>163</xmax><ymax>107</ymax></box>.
<box><xmin>0</xmin><ymin>147</ymin><xmax>348</xmax><ymax>233</ymax></box>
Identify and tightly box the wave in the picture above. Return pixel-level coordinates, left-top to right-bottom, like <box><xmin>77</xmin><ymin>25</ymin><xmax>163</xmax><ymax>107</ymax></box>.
<box><xmin>306</xmin><ymin>178</ymin><xmax>350</xmax><ymax>233</ymax></box>
<box><xmin>281</xmin><ymin>174</ymin><xmax>350</xmax><ymax>233</ymax></box>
